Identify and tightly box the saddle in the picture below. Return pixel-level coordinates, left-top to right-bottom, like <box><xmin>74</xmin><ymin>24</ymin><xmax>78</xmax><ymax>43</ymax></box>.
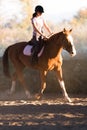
<box><xmin>28</xmin><ymin>37</ymin><xmax>47</xmax><ymax>64</ymax></box>
<box><xmin>28</xmin><ymin>37</ymin><xmax>46</xmax><ymax>54</ymax></box>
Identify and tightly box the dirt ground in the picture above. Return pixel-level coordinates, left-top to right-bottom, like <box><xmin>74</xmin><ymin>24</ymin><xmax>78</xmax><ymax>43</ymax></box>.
<box><xmin>0</xmin><ymin>58</ymin><xmax>87</xmax><ymax>130</ymax></box>
<box><xmin>0</xmin><ymin>94</ymin><xmax>87</xmax><ymax>130</ymax></box>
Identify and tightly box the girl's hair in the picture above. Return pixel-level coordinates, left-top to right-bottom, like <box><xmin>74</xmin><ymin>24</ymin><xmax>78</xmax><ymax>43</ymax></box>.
<box><xmin>32</xmin><ymin>12</ymin><xmax>37</xmax><ymax>18</ymax></box>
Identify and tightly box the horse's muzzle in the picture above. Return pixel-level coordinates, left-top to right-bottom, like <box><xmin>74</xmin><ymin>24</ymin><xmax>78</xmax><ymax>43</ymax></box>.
<box><xmin>70</xmin><ymin>48</ymin><xmax>76</xmax><ymax>57</ymax></box>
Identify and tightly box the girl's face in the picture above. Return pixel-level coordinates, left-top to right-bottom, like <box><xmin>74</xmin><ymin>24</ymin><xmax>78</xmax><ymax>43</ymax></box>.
<box><xmin>37</xmin><ymin>12</ymin><xmax>42</xmax><ymax>16</ymax></box>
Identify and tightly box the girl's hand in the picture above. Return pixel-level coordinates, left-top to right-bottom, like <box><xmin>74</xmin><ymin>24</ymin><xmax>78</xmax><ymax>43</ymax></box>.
<box><xmin>42</xmin><ymin>35</ymin><xmax>49</xmax><ymax>39</ymax></box>
<box><xmin>49</xmin><ymin>32</ymin><xmax>54</xmax><ymax>37</ymax></box>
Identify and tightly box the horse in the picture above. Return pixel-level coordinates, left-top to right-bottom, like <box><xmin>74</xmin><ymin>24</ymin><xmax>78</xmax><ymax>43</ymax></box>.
<box><xmin>2</xmin><ymin>28</ymin><xmax>76</xmax><ymax>102</ymax></box>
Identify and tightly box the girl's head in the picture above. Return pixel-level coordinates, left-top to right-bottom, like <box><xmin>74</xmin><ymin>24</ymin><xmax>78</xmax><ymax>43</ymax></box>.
<box><xmin>35</xmin><ymin>5</ymin><xmax>44</xmax><ymax>14</ymax></box>
<box><xmin>32</xmin><ymin>5</ymin><xmax>44</xmax><ymax>18</ymax></box>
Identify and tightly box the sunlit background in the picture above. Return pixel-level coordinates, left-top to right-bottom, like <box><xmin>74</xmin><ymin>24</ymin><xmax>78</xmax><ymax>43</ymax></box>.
<box><xmin>37</xmin><ymin>0</ymin><xmax>87</xmax><ymax>22</ymax></box>
<box><xmin>0</xmin><ymin>0</ymin><xmax>87</xmax><ymax>23</ymax></box>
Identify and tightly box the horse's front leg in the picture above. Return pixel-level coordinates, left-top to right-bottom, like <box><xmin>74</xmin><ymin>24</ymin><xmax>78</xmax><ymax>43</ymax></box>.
<box><xmin>36</xmin><ymin>71</ymin><xmax>47</xmax><ymax>99</ymax></box>
<box><xmin>56</xmin><ymin>68</ymin><xmax>72</xmax><ymax>102</ymax></box>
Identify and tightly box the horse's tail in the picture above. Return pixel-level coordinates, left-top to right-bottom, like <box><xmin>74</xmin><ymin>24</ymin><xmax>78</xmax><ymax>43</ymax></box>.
<box><xmin>2</xmin><ymin>46</ymin><xmax>11</xmax><ymax>78</ymax></box>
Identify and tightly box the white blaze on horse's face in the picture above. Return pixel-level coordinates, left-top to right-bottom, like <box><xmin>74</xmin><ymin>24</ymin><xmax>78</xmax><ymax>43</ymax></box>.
<box><xmin>67</xmin><ymin>35</ymin><xmax>76</xmax><ymax>57</ymax></box>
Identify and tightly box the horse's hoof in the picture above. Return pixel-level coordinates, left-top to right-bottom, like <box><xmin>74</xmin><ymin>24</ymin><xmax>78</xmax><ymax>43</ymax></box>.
<box><xmin>27</xmin><ymin>95</ymin><xmax>32</xmax><ymax>99</ymax></box>
<box><xmin>35</xmin><ymin>93</ymin><xmax>42</xmax><ymax>100</ymax></box>
<box><xmin>68</xmin><ymin>98</ymin><xmax>72</xmax><ymax>103</ymax></box>
<box><xmin>7</xmin><ymin>90</ymin><xmax>13</xmax><ymax>95</ymax></box>
<box><xmin>25</xmin><ymin>91</ymin><xmax>32</xmax><ymax>99</ymax></box>
<box><xmin>65</xmin><ymin>96</ymin><xmax>72</xmax><ymax>103</ymax></box>
<box><xmin>27</xmin><ymin>93</ymin><xmax>32</xmax><ymax>99</ymax></box>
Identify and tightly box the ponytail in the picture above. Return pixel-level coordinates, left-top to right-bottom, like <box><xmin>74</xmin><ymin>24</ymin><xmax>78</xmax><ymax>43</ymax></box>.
<box><xmin>31</xmin><ymin>12</ymin><xmax>37</xmax><ymax>23</ymax></box>
<box><xmin>32</xmin><ymin>12</ymin><xmax>37</xmax><ymax>18</ymax></box>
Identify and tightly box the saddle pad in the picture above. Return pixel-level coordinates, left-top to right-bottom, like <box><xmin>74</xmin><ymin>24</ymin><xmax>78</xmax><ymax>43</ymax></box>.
<box><xmin>23</xmin><ymin>45</ymin><xmax>44</xmax><ymax>57</ymax></box>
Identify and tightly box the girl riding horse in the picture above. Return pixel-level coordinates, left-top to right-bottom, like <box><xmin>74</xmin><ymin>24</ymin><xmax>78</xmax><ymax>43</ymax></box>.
<box><xmin>31</xmin><ymin>5</ymin><xmax>53</xmax><ymax>63</ymax></box>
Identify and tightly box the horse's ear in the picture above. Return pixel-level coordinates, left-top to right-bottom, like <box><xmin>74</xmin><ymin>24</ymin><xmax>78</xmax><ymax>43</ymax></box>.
<box><xmin>69</xmin><ymin>29</ymin><xmax>72</xmax><ymax>32</ymax></box>
<box><xmin>63</xmin><ymin>28</ymin><xmax>66</xmax><ymax>32</ymax></box>
<box><xmin>63</xmin><ymin>28</ymin><xmax>66</xmax><ymax>34</ymax></box>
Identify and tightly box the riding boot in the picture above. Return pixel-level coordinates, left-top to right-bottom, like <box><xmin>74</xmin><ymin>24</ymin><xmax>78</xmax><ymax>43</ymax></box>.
<box><xmin>31</xmin><ymin>43</ymin><xmax>39</xmax><ymax>64</ymax></box>
<box><xmin>32</xmin><ymin>52</ymin><xmax>38</xmax><ymax>64</ymax></box>
<box><xmin>31</xmin><ymin>36</ymin><xmax>44</xmax><ymax>64</ymax></box>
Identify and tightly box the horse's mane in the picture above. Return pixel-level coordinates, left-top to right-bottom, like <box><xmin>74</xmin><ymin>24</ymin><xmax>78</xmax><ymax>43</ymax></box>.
<box><xmin>46</xmin><ymin>31</ymin><xmax>63</xmax><ymax>43</ymax></box>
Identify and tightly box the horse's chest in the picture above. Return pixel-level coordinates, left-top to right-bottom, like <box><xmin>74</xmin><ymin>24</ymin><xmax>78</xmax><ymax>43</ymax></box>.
<box><xmin>48</xmin><ymin>57</ymin><xmax>62</xmax><ymax>70</ymax></box>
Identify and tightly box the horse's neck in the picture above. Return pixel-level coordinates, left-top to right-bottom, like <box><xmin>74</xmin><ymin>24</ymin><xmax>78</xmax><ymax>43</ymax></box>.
<box><xmin>45</xmin><ymin>33</ymin><xmax>63</xmax><ymax>59</ymax></box>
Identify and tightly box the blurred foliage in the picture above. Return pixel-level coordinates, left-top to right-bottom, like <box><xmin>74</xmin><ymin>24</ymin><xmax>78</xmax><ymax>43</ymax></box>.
<box><xmin>0</xmin><ymin>0</ymin><xmax>36</xmax><ymax>56</ymax></box>
<box><xmin>74</xmin><ymin>8</ymin><xmax>87</xmax><ymax>22</ymax></box>
<box><xmin>70</xmin><ymin>8</ymin><xmax>87</xmax><ymax>56</ymax></box>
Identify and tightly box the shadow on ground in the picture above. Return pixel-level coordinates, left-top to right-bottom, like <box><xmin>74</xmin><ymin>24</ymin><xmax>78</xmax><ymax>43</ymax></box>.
<box><xmin>0</xmin><ymin>96</ymin><xmax>87</xmax><ymax>130</ymax></box>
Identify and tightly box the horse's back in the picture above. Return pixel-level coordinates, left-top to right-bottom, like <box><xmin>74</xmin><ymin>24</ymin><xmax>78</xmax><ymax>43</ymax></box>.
<box><xmin>12</xmin><ymin>41</ymin><xmax>28</xmax><ymax>49</ymax></box>
<box><xmin>6</xmin><ymin>41</ymin><xmax>28</xmax><ymax>62</ymax></box>
<box><xmin>9</xmin><ymin>41</ymin><xmax>27</xmax><ymax>53</ymax></box>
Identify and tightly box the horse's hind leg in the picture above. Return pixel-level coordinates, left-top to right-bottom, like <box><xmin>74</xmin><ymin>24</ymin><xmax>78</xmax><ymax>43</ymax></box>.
<box><xmin>15</xmin><ymin>66</ymin><xmax>31</xmax><ymax>98</ymax></box>
<box><xmin>11</xmin><ymin>58</ymin><xmax>31</xmax><ymax>98</ymax></box>
<box><xmin>8</xmin><ymin>72</ymin><xmax>17</xmax><ymax>95</ymax></box>
<box><xmin>55</xmin><ymin>68</ymin><xmax>72</xmax><ymax>102</ymax></box>
<box><xmin>36</xmin><ymin>70</ymin><xmax>47</xmax><ymax>99</ymax></box>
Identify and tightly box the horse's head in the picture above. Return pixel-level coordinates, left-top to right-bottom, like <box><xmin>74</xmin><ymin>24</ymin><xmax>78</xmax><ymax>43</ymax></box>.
<box><xmin>62</xmin><ymin>28</ymin><xmax>76</xmax><ymax>57</ymax></box>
